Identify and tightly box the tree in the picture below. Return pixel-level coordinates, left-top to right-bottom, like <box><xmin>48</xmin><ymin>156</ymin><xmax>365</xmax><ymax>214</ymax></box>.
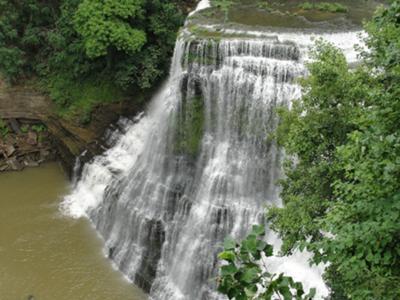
<box><xmin>268</xmin><ymin>40</ymin><xmax>367</xmax><ymax>255</ymax></box>
<box><xmin>267</xmin><ymin>1</ymin><xmax>400</xmax><ymax>299</ymax></box>
<box><xmin>0</xmin><ymin>0</ymin><xmax>185</xmax><ymax>121</ymax></box>
<box><xmin>317</xmin><ymin>2</ymin><xmax>400</xmax><ymax>298</ymax></box>
<box><xmin>73</xmin><ymin>0</ymin><xmax>147</xmax><ymax>58</ymax></box>
<box><xmin>0</xmin><ymin>0</ymin><xmax>59</xmax><ymax>82</ymax></box>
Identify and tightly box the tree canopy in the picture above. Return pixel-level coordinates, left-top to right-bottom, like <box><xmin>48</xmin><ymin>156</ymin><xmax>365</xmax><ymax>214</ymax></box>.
<box><xmin>219</xmin><ymin>1</ymin><xmax>400</xmax><ymax>299</ymax></box>
<box><xmin>74</xmin><ymin>0</ymin><xmax>147</xmax><ymax>58</ymax></box>
<box><xmin>0</xmin><ymin>0</ymin><xmax>187</xmax><ymax>122</ymax></box>
<box><xmin>267</xmin><ymin>1</ymin><xmax>400</xmax><ymax>299</ymax></box>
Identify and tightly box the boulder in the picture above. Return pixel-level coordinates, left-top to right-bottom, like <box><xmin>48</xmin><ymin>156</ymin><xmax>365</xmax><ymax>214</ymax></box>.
<box><xmin>7</xmin><ymin>157</ymin><xmax>23</xmax><ymax>171</ymax></box>
<box><xmin>3</xmin><ymin>144</ymin><xmax>15</xmax><ymax>157</ymax></box>
<box><xmin>0</xmin><ymin>162</ymin><xmax>8</xmax><ymax>171</ymax></box>
<box><xmin>24</xmin><ymin>159</ymin><xmax>39</xmax><ymax>167</ymax></box>
<box><xmin>26</xmin><ymin>131</ymin><xmax>37</xmax><ymax>145</ymax></box>
<box><xmin>9</xmin><ymin>118</ymin><xmax>21</xmax><ymax>134</ymax></box>
<box><xmin>40</xmin><ymin>149</ymin><xmax>50</xmax><ymax>161</ymax></box>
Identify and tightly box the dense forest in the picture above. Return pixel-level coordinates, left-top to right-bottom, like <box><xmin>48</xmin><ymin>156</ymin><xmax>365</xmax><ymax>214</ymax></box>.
<box><xmin>0</xmin><ymin>0</ymin><xmax>189</xmax><ymax>122</ymax></box>
<box><xmin>218</xmin><ymin>1</ymin><xmax>400</xmax><ymax>299</ymax></box>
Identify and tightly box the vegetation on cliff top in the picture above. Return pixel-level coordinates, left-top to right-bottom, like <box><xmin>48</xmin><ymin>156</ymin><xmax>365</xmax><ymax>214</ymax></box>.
<box><xmin>218</xmin><ymin>1</ymin><xmax>400</xmax><ymax>299</ymax></box>
<box><xmin>0</xmin><ymin>0</ymin><xmax>188</xmax><ymax>123</ymax></box>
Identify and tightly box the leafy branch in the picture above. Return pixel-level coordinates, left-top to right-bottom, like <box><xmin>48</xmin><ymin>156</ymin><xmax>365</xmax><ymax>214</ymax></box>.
<box><xmin>218</xmin><ymin>225</ymin><xmax>316</xmax><ymax>300</ymax></box>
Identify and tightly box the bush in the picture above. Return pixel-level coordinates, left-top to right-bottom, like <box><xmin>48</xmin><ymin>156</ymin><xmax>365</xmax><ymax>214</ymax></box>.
<box><xmin>46</xmin><ymin>74</ymin><xmax>124</xmax><ymax>124</ymax></box>
<box><xmin>299</xmin><ymin>1</ymin><xmax>314</xmax><ymax>10</ymax></box>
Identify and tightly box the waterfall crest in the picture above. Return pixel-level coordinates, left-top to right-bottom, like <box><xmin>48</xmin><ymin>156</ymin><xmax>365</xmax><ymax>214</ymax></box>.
<box><xmin>62</xmin><ymin>30</ymin><xmax>362</xmax><ymax>299</ymax></box>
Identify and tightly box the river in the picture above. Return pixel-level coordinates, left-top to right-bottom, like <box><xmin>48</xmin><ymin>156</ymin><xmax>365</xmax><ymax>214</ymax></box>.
<box><xmin>0</xmin><ymin>163</ymin><xmax>146</xmax><ymax>300</ymax></box>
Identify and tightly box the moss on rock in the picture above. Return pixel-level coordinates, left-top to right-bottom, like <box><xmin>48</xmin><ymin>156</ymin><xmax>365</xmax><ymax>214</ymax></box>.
<box><xmin>173</xmin><ymin>91</ymin><xmax>205</xmax><ymax>159</ymax></box>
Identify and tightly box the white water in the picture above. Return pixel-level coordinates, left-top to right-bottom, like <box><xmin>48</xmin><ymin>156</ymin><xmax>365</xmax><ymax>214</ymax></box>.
<box><xmin>62</xmin><ymin>30</ymin><xmax>362</xmax><ymax>299</ymax></box>
<box><xmin>194</xmin><ymin>25</ymin><xmax>365</xmax><ymax>64</ymax></box>
<box><xmin>189</xmin><ymin>0</ymin><xmax>211</xmax><ymax>16</ymax></box>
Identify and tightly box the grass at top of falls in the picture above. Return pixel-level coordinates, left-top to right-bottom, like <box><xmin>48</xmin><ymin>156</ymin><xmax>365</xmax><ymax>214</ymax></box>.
<box><xmin>298</xmin><ymin>2</ymin><xmax>348</xmax><ymax>13</ymax></box>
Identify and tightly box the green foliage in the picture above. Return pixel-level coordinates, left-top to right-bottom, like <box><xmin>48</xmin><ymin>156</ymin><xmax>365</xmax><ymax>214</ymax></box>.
<box><xmin>218</xmin><ymin>225</ymin><xmax>316</xmax><ymax>300</ymax></box>
<box><xmin>31</xmin><ymin>124</ymin><xmax>47</xmax><ymax>133</ymax></box>
<box><xmin>0</xmin><ymin>0</ymin><xmax>58</xmax><ymax>82</ymax></box>
<box><xmin>0</xmin><ymin>118</ymin><xmax>9</xmax><ymax>137</ymax></box>
<box><xmin>174</xmin><ymin>95</ymin><xmax>205</xmax><ymax>158</ymax></box>
<box><xmin>20</xmin><ymin>125</ymin><xmax>29</xmax><ymax>133</ymax></box>
<box><xmin>299</xmin><ymin>2</ymin><xmax>348</xmax><ymax>13</ymax></box>
<box><xmin>0</xmin><ymin>0</ymin><xmax>185</xmax><ymax>122</ymax></box>
<box><xmin>268</xmin><ymin>2</ymin><xmax>400</xmax><ymax>299</ymax></box>
<box><xmin>257</xmin><ymin>1</ymin><xmax>273</xmax><ymax>11</ymax></box>
<box><xmin>269</xmin><ymin>40</ymin><xmax>366</xmax><ymax>254</ymax></box>
<box><xmin>47</xmin><ymin>76</ymin><xmax>124</xmax><ymax>123</ymax></box>
<box><xmin>211</xmin><ymin>0</ymin><xmax>234</xmax><ymax>22</ymax></box>
<box><xmin>298</xmin><ymin>2</ymin><xmax>313</xmax><ymax>10</ymax></box>
<box><xmin>74</xmin><ymin>0</ymin><xmax>146</xmax><ymax>58</ymax></box>
<box><xmin>363</xmin><ymin>0</ymin><xmax>400</xmax><ymax>77</ymax></box>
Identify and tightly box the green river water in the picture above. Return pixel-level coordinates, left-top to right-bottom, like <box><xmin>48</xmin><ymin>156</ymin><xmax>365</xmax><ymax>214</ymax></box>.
<box><xmin>0</xmin><ymin>163</ymin><xmax>146</xmax><ymax>300</ymax></box>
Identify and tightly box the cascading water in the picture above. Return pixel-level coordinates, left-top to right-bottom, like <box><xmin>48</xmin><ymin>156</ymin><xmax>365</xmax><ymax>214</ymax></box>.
<box><xmin>62</xmin><ymin>28</ymin><xmax>362</xmax><ymax>299</ymax></box>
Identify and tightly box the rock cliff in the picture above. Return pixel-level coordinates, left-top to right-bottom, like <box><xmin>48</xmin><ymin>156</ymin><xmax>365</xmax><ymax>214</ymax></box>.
<box><xmin>0</xmin><ymin>79</ymin><xmax>142</xmax><ymax>175</ymax></box>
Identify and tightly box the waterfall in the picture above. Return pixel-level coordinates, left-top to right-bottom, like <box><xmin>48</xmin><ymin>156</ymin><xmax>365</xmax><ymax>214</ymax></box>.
<box><xmin>62</xmin><ymin>30</ymin><xmax>362</xmax><ymax>300</ymax></box>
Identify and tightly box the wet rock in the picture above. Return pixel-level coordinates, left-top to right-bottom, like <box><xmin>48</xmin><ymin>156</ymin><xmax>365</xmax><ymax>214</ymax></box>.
<box><xmin>108</xmin><ymin>246</ymin><xmax>116</xmax><ymax>259</ymax></box>
<box><xmin>1</xmin><ymin>144</ymin><xmax>15</xmax><ymax>157</ymax></box>
<box><xmin>9</xmin><ymin>118</ymin><xmax>20</xmax><ymax>134</ymax></box>
<box><xmin>0</xmin><ymin>162</ymin><xmax>8</xmax><ymax>171</ymax></box>
<box><xmin>26</xmin><ymin>131</ymin><xmax>37</xmax><ymax>145</ymax></box>
<box><xmin>7</xmin><ymin>157</ymin><xmax>23</xmax><ymax>171</ymax></box>
<box><xmin>24</xmin><ymin>159</ymin><xmax>39</xmax><ymax>167</ymax></box>
<box><xmin>134</xmin><ymin>219</ymin><xmax>166</xmax><ymax>293</ymax></box>
<box><xmin>39</xmin><ymin>149</ymin><xmax>50</xmax><ymax>161</ymax></box>
<box><xmin>1</xmin><ymin>76</ymin><xmax>144</xmax><ymax>175</ymax></box>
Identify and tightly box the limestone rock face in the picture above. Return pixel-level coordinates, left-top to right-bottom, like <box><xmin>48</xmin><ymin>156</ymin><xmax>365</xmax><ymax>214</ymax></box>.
<box><xmin>2</xmin><ymin>144</ymin><xmax>15</xmax><ymax>157</ymax></box>
<box><xmin>45</xmin><ymin>101</ymin><xmax>143</xmax><ymax>176</ymax></box>
<box><xmin>0</xmin><ymin>78</ymin><xmax>144</xmax><ymax>175</ymax></box>
<box><xmin>26</xmin><ymin>131</ymin><xmax>38</xmax><ymax>145</ymax></box>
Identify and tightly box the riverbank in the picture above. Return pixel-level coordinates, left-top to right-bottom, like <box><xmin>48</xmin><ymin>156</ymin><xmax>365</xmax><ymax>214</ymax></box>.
<box><xmin>0</xmin><ymin>78</ymin><xmax>144</xmax><ymax>175</ymax></box>
<box><xmin>0</xmin><ymin>119</ymin><xmax>56</xmax><ymax>171</ymax></box>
